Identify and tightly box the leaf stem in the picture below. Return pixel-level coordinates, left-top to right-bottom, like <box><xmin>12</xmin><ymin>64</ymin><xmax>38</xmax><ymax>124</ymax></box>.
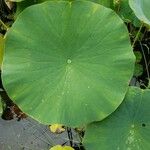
<box><xmin>132</xmin><ymin>23</ymin><xmax>143</xmax><ymax>47</ymax></box>
<box><xmin>0</xmin><ymin>19</ymin><xmax>9</xmax><ymax>30</ymax></box>
<box><xmin>139</xmin><ymin>41</ymin><xmax>150</xmax><ymax>80</ymax></box>
<box><xmin>67</xmin><ymin>127</ymin><xmax>73</xmax><ymax>147</ymax></box>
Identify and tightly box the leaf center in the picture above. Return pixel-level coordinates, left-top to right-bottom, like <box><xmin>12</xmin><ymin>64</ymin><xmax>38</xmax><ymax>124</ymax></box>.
<box><xmin>67</xmin><ymin>59</ymin><xmax>72</xmax><ymax>64</ymax></box>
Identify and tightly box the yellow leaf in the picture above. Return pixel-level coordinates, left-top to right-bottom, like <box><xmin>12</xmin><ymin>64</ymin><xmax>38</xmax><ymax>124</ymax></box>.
<box><xmin>50</xmin><ymin>145</ymin><xmax>74</xmax><ymax>150</ymax></box>
<box><xmin>49</xmin><ymin>124</ymin><xmax>65</xmax><ymax>133</ymax></box>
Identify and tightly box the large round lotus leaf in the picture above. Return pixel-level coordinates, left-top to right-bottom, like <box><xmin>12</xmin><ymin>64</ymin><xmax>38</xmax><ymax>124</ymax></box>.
<box><xmin>129</xmin><ymin>0</ymin><xmax>150</xmax><ymax>26</ymax></box>
<box><xmin>83</xmin><ymin>87</ymin><xmax>150</xmax><ymax>150</ymax></box>
<box><xmin>2</xmin><ymin>1</ymin><xmax>135</xmax><ymax>126</ymax></box>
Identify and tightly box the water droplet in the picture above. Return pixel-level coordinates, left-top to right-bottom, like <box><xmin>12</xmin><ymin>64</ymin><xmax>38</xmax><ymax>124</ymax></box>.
<box><xmin>87</xmin><ymin>86</ymin><xmax>90</xmax><ymax>89</ymax></box>
<box><xmin>128</xmin><ymin>136</ymin><xmax>134</xmax><ymax>144</ymax></box>
<box><xmin>67</xmin><ymin>59</ymin><xmax>72</xmax><ymax>64</ymax></box>
<box><xmin>131</xmin><ymin>124</ymin><xmax>135</xmax><ymax>128</ymax></box>
<box><xmin>126</xmin><ymin>130</ymin><xmax>135</xmax><ymax>145</ymax></box>
<box><xmin>129</xmin><ymin>130</ymin><xmax>134</xmax><ymax>135</ymax></box>
<box><xmin>117</xmin><ymin>147</ymin><xmax>120</xmax><ymax>150</ymax></box>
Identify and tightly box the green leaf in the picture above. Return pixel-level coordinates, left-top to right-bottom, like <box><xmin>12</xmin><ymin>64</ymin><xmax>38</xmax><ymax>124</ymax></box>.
<box><xmin>129</xmin><ymin>0</ymin><xmax>150</xmax><ymax>26</ymax></box>
<box><xmin>115</xmin><ymin>0</ymin><xmax>141</xmax><ymax>27</ymax></box>
<box><xmin>15</xmin><ymin>0</ymin><xmax>38</xmax><ymax>16</ymax></box>
<box><xmin>83</xmin><ymin>87</ymin><xmax>150</xmax><ymax>150</ymax></box>
<box><xmin>134</xmin><ymin>64</ymin><xmax>143</xmax><ymax>76</ymax></box>
<box><xmin>2</xmin><ymin>1</ymin><xmax>135</xmax><ymax>126</ymax></box>
<box><xmin>134</xmin><ymin>51</ymin><xmax>142</xmax><ymax>63</ymax></box>
<box><xmin>90</xmin><ymin>0</ymin><xmax>114</xmax><ymax>8</ymax></box>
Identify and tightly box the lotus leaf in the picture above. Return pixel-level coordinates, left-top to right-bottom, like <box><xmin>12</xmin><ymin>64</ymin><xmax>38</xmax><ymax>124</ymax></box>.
<box><xmin>2</xmin><ymin>1</ymin><xmax>135</xmax><ymax>126</ymax></box>
<box><xmin>83</xmin><ymin>87</ymin><xmax>150</xmax><ymax>150</ymax></box>
<box><xmin>114</xmin><ymin>0</ymin><xmax>141</xmax><ymax>27</ymax></box>
<box><xmin>90</xmin><ymin>0</ymin><xmax>114</xmax><ymax>8</ymax></box>
<box><xmin>129</xmin><ymin>0</ymin><xmax>150</xmax><ymax>26</ymax></box>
